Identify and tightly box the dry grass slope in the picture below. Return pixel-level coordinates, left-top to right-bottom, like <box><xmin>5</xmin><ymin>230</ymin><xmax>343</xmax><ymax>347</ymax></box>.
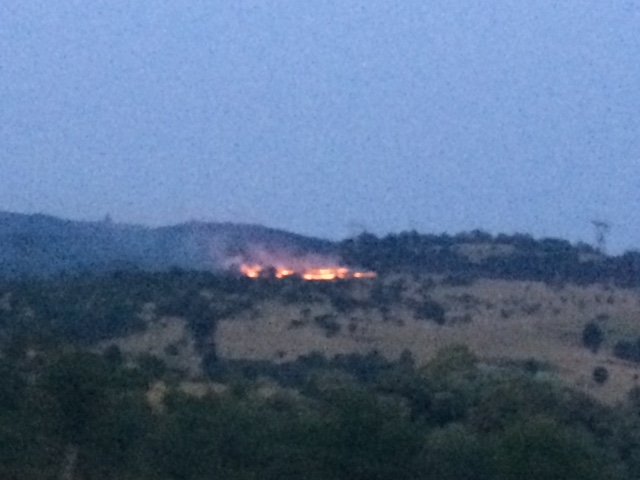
<box><xmin>214</xmin><ymin>275</ymin><xmax>640</xmax><ymax>403</ymax></box>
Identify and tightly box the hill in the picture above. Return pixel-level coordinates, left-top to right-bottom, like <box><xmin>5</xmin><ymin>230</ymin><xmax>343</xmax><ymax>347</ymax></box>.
<box><xmin>1</xmin><ymin>267</ymin><xmax>639</xmax><ymax>405</ymax></box>
<box><xmin>338</xmin><ymin>230</ymin><xmax>640</xmax><ymax>287</ymax></box>
<box><xmin>0</xmin><ymin>212</ymin><xmax>334</xmax><ymax>278</ymax></box>
<box><xmin>2</xmin><ymin>212</ymin><xmax>640</xmax><ymax>406</ymax></box>
<box><xmin>2</xmin><ymin>212</ymin><xmax>640</xmax><ymax>288</ymax></box>
<box><xmin>2</xmin><ymin>218</ymin><xmax>640</xmax><ymax>478</ymax></box>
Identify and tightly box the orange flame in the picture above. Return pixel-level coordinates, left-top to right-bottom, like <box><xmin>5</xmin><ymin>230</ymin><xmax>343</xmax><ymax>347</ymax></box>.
<box><xmin>240</xmin><ymin>264</ymin><xmax>262</xmax><ymax>278</ymax></box>
<box><xmin>239</xmin><ymin>264</ymin><xmax>375</xmax><ymax>281</ymax></box>
<box><xmin>276</xmin><ymin>268</ymin><xmax>295</xmax><ymax>278</ymax></box>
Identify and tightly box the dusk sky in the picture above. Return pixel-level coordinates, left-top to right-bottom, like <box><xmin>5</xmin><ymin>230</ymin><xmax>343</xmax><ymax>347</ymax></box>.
<box><xmin>1</xmin><ymin>1</ymin><xmax>639</xmax><ymax>252</ymax></box>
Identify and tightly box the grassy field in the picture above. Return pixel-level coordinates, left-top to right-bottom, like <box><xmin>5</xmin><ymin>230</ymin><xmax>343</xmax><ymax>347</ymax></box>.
<box><xmin>213</xmin><ymin>275</ymin><xmax>640</xmax><ymax>403</ymax></box>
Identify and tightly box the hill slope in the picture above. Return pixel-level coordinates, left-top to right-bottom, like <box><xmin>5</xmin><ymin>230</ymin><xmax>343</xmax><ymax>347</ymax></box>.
<box><xmin>0</xmin><ymin>212</ymin><xmax>334</xmax><ymax>277</ymax></box>
<box><xmin>2</xmin><ymin>212</ymin><xmax>640</xmax><ymax>404</ymax></box>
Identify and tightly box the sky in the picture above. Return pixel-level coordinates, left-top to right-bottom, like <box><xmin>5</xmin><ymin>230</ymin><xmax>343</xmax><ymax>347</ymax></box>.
<box><xmin>1</xmin><ymin>1</ymin><xmax>639</xmax><ymax>252</ymax></box>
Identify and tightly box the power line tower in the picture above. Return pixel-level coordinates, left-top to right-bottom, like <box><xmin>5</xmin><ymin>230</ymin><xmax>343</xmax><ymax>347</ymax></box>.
<box><xmin>591</xmin><ymin>220</ymin><xmax>611</xmax><ymax>254</ymax></box>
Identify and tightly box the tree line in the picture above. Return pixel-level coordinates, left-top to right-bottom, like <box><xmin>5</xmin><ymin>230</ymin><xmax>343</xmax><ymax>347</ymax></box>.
<box><xmin>2</xmin><ymin>338</ymin><xmax>640</xmax><ymax>479</ymax></box>
<box><xmin>339</xmin><ymin>230</ymin><xmax>640</xmax><ymax>287</ymax></box>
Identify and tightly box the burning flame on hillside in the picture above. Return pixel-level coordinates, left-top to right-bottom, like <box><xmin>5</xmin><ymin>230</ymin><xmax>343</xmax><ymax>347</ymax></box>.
<box><xmin>226</xmin><ymin>246</ymin><xmax>375</xmax><ymax>281</ymax></box>
<box><xmin>239</xmin><ymin>264</ymin><xmax>376</xmax><ymax>281</ymax></box>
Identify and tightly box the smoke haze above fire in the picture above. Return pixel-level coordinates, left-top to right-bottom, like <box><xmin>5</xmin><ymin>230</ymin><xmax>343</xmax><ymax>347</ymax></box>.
<box><xmin>223</xmin><ymin>245</ymin><xmax>342</xmax><ymax>273</ymax></box>
<box><xmin>1</xmin><ymin>1</ymin><xmax>639</xmax><ymax>252</ymax></box>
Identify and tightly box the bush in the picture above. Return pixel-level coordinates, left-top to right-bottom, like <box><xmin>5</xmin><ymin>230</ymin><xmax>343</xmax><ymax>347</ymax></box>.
<box><xmin>414</xmin><ymin>299</ymin><xmax>446</xmax><ymax>325</ymax></box>
<box><xmin>613</xmin><ymin>339</ymin><xmax>640</xmax><ymax>363</ymax></box>
<box><xmin>329</xmin><ymin>293</ymin><xmax>360</xmax><ymax>313</ymax></box>
<box><xmin>314</xmin><ymin>314</ymin><xmax>341</xmax><ymax>338</ymax></box>
<box><xmin>490</xmin><ymin>417</ymin><xmax>606</xmax><ymax>480</ymax></box>
<box><xmin>592</xmin><ymin>366</ymin><xmax>609</xmax><ymax>384</ymax></box>
<box><xmin>628</xmin><ymin>386</ymin><xmax>640</xmax><ymax>410</ymax></box>
<box><xmin>582</xmin><ymin>322</ymin><xmax>604</xmax><ymax>353</ymax></box>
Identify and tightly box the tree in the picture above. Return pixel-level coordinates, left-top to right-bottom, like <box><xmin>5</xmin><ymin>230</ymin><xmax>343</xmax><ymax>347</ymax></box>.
<box><xmin>489</xmin><ymin>416</ymin><xmax>607</xmax><ymax>480</ymax></box>
<box><xmin>414</xmin><ymin>298</ymin><xmax>447</xmax><ymax>325</ymax></box>
<box><xmin>613</xmin><ymin>339</ymin><xmax>640</xmax><ymax>362</ymax></box>
<box><xmin>592</xmin><ymin>366</ymin><xmax>609</xmax><ymax>385</ymax></box>
<box><xmin>582</xmin><ymin>322</ymin><xmax>604</xmax><ymax>353</ymax></box>
<box><xmin>415</xmin><ymin>424</ymin><xmax>489</xmax><ymax>480</ymax></box>
<box><xmin>42</xmin><ymin>350</ymin><xmax>149</xmax><ymax>478</ymax></box>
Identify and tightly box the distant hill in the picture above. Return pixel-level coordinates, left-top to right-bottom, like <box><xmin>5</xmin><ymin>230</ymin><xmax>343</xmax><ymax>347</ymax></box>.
<box><xmin>0</xmin><ymin>212</ymin><xmax>334</xmax><ymax>278</ymax></box>
<box><xmin>2</xmin><ymin>211</ymin><xmax>639</xmax><ymax>287</ymax></box>
<box><xmin>2</xmin><ymin>213</ymin><xmax>640</xmax><ymax>408</ymax></box>
<box><xmin>338</xmin><ymin>230</ymin><xmax>640</xmax><ymax>288</ymax></box>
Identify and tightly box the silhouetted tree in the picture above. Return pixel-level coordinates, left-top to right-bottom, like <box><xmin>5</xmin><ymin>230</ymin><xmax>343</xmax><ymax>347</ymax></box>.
<box><xmin>592</xmin><ymin>366</ymin><xmax>609</xmax><ymax>385</ymax></box>
<box><xmin>582</xmin><ymin>322</ymin><xmax>605</xmax><ymax>353</ymax></box>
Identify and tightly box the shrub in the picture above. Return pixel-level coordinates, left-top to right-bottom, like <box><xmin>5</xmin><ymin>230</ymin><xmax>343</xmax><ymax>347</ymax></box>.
<box><xmin>592</xmin><ymin>366</ymin><xmax>609</xmax><ymax>384</ymax></box>
<box><xmin>582</xmin><ymin>322</ymin><xmax>604</xmax><ymax>353</ymax></box>
<box><xmin>103</xmin><ymin>345</ymin><xmax>123</xmax><ymax>366</ymax></box>
<box><xmin>314</xmin><ymin>314</ymin><xmax>341</xmax><ymax>338</ymax></box>
<box><xmin>628</xmin><ymin>385</ymin><xmax>640</xmax><ymax>410</ymax></box>
<box><xmin>329</xmin><ymin>294</ymin><xmax>359</xmax><ymax>313</ymax></box>
<box><xmin>613</xmin><ymin>339</ymin><xmax>640</xmax><ymax>363</ymax></box>
<box><xmin>414</xmin><ymin>299</ymin><xmax>446</xmax><ymax>325</ymax></box>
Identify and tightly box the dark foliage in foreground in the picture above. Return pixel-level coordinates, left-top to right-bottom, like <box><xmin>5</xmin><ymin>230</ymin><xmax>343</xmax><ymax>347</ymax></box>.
<box><xmin>1</xmin><ymin>339</ymin><xmax>640</xmax><ymax>479</ymax></box>
<box><xmin>1</xmin><ymin>260</ymin><xmax>640</xmax><ymax>478</ymax></box>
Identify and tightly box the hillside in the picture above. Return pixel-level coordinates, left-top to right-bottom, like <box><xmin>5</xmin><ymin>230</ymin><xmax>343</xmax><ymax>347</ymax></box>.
<box><xmin>2</xmin><ymin>212</ymin><xmax>640</xmax><ymax>287</ymax></box>
<box><xmin>2</xmin><ymin>214</ymin><xmax>640</xmax><ymax>406</ymax></box>
<box><xmin>3</xmin><ymin>227</ymin><xmax>640</xmax><ymax>478</ymax></box>
<box><xmin>0</xmin><ymin>212</ymin><xmax>334</xmax><ymax>277</ymax></box>
<box><xmin>1</xmin><ymin>266</ymin><xmax>639</xmax><ymax>404</ymax></box>
<box><xmin>214</xmin><ymin>273</ymin><xmax>640</xmax><ymax>404</ymax></box>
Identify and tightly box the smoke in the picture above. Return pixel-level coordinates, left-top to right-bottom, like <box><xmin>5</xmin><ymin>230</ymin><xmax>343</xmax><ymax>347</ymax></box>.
<box><xmin>188</xmin><ymin>222</ymin><xmax>345</xmax><ymax>274</ymax></box>
<box><xmin>221</xmin><ymin>244</ymin><xmax>344</xmax><ymax>274</ymax></box>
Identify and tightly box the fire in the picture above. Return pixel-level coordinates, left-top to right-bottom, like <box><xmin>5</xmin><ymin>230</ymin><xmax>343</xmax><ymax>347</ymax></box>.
<box><xmin>239</xmin><ymin>264</ymin><xmax>375</xmax><ymax>281</ymax></box>
<box><xmin>302</xmin><ymin>267</ymin><xmax>348</xmax><ymax>280</ymax></box>
<box><xmin>240</xmin><ymin>264</ymin><xmax>261</xmax><ymax>278</ymax></box>
<box><xmin>276</xmin><ymin>268</ymin><xmax>295</xmax><ymax>278</ymax></box>
<box><xmin>352</xmin><ymin>271</ymin><xmax>377</xmax><ymax>279</ymax></box>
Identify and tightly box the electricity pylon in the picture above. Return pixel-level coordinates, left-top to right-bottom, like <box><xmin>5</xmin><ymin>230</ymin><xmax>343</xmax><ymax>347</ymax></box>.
<box><xmin>591</xmin><ymin>220</ymin><xmax>611</xmax><ymax>254</ymax></box>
